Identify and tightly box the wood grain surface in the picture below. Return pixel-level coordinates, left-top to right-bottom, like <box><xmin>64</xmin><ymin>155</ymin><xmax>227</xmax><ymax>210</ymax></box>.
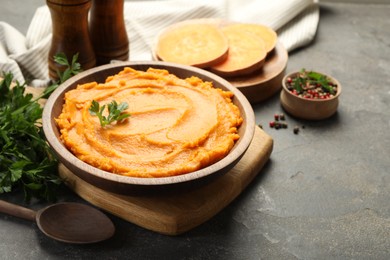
<box><xmin>59</xmin><ymin>126</ymin><xmax>273</xmax><ymax>235</ymax></box>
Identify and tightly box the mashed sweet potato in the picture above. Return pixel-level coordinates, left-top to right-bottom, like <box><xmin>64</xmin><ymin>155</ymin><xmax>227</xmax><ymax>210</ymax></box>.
<box><xmin>56</xmin><ymin>67</ymin><xmax>242</xmax><ymax>178</ymax></box>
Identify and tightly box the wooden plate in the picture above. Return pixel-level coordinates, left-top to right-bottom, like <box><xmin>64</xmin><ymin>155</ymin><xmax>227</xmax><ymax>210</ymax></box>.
<box><xmin>226</xmin><ymin>42</ymin><xmax>288</xmax><ymax>103</ymax></box>
<box><xmin>152</xmin><ymin>19</ymin><xmax>288</xmax><ymax>104</ymax></box>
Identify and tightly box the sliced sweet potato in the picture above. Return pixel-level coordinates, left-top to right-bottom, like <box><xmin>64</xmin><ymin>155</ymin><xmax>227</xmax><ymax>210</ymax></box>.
<box><xmin>156</xmin><ymin>23</ymin><xmax>229</xmax><ymax>68</ymax></box>
<box><xmin>226</xmin><ymin>23</ymin><xmax>278</xmax><ymax>53</ymax></box>
<box><xmin>210</xmin><ymin>25</ymin><xmax>267</xmax><ymax>77</ymax></box>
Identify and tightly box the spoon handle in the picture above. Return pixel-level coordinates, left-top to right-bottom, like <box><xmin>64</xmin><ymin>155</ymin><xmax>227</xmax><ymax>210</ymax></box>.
<box><xmin>0</xmin><ymin>200</ymin><xmax>36</xmax><ymax>222</ymax></box>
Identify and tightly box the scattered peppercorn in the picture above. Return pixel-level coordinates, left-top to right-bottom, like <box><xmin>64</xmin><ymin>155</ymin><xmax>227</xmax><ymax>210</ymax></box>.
<box><xmin>261</xmin><ymin>113</ymin><xmax>303</xmax><ymax>135</ymax></box>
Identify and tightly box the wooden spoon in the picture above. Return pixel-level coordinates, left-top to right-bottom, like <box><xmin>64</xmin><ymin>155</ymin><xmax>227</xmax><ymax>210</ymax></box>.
<box><xmin>0</xmin><ymin>200</ymin><xmax>115</xmax><ymax>244</ymax></box>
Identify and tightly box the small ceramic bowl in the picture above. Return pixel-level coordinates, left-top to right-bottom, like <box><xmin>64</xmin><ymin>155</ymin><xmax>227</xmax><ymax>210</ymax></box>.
<box><xmin>43</xmin><ymin>61</ymin><xmax>255</xmax><ymax>195</ymax></box>
<box><xmin>280</xmin><ymin>70</ymin><xmax>341</xmax><ymax>120</ymax></box>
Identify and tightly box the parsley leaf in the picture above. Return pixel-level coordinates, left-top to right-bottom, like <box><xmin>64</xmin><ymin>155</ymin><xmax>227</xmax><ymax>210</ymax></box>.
<box><xmin>89</xmin><ymin>100</ymin><xmax>131</xmax><ymax>127</ymax></box>
<box><xmin>307</xmin><ymin>71</ymin><xmax>335</xmax><ymax>94</ymax></box>
<box><xmin>54</xmin><ymin>52</ymin><xmax>82</xmax><ymax>84</ymax></box>
<box><xmin>41</xmin><ymin>53</ymin><xmax>82</xmax><ymax>99</ymax></box>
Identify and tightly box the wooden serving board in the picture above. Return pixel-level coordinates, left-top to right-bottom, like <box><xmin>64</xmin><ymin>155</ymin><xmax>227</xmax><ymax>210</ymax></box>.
<box><xmin>59</xmin><ymin>126</ymin><xmax>273</xmax><ymax>235</ymax></box>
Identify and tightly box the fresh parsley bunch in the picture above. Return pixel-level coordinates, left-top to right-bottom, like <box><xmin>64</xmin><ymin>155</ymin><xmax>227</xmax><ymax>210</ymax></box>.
<box><xmin>0</xmin><ymin>53</ymin><xmax>81</xmax><ymax>202</ymax></box>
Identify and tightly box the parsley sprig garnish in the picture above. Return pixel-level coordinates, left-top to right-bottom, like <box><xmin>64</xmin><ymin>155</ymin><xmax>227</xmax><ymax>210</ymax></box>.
<box><xmin>89</xmin><ymin>100</ymin><xmax>131</xmax><ymax>127</ymax></box>
<box><xmin>0</xmin><ymin>53</ymin><xmax>82</xmax><ymax>202</ymax></box>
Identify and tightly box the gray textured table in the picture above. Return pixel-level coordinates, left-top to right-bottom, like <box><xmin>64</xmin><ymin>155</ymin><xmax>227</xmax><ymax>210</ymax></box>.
<box><xmin>1</xmin><ymin>1</ymin><xmax>389</xmax><ymax>259</ymax></box>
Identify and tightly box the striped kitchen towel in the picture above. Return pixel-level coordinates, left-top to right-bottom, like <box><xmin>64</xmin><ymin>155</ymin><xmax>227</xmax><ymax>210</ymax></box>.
<box><xmin>0</xmin><ymin>0</ymin><xmax>319</xmax><ymax>86</ymax></box>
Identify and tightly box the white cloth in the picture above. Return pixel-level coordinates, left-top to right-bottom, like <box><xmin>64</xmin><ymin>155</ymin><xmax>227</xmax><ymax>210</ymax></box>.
<box><xmin>0</xmin><ymin>0</ymin><xmax>319</xmax><ymax>86</ymax></box>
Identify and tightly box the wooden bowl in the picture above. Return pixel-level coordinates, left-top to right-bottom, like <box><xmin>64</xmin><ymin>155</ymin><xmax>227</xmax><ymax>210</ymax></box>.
<box><xmin>43</xmin><ymin>61</ymin><xmax>255</xmax><ymax>195</ymax></box>
<box><xmin>280</xmin><ymin>71</ymin><xmax>341</xmax><ymax>120</ymax></box>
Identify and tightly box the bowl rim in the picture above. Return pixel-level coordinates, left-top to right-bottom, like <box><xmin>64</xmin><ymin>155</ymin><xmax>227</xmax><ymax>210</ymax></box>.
<box><xmin>282</xmin><ymin>70</ymin><xmax>342</xmax><ymax>102</ymax></box>
<box><xmin>43</xmin><ymin>61</ymin><xmax>255</xmax><ymax>186</ymax></box>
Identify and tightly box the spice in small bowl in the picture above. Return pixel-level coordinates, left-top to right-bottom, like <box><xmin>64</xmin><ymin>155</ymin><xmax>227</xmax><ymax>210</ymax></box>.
<box><xmin>280</xmin><ymin>69</ymin><xmax>341</xmax><ymax>120</ymax></box>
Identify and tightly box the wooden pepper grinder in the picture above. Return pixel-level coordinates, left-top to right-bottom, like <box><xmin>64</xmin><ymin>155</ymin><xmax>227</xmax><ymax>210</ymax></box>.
<box><xmin>47</xmin><ymin>0</ymin><xmax>96</xmax><ymax>80</ymax></box>
<box><xmin>89</xmin><ymin>0</ymin><xmax>129</xmax><ymax>65</ymax></box>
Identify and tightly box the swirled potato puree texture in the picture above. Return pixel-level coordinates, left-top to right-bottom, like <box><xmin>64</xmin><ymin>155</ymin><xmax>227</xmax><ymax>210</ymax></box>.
<box><xmin>56</xmin><ymin>67</ymin><xmax>243</xmax><ymax>178</ymax></box>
